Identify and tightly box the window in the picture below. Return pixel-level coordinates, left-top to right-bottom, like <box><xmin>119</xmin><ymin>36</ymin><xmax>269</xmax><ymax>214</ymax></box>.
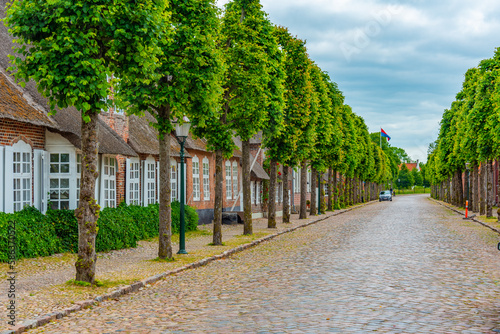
<box><xmin>128</xmin><ymin>158</ymin><xmax>140</xmax><ymax>205</ymax></box>
<box><xmin>192</xmin><ymin>156</ymin><xmax>200</xmax><ymax>201</ymax></box>
<box><xmin>251</xmin><ymin>181</ymin><xmax>255</xmax><ymax>205</ymax></box>
<box><xmin>202</xmin><ymin>158</ymin><xmax>210</xmax><ymax>200</ymax></box>
<box><xmin>276</xmin><ymin>183</ymin><xmax>280</xmax><ymax>203</ymax></box>
<box><xmin>225</xmin><ymin>161</ymin><xmax>232</xmax><ymax>199</ymax></box>
<box><xmin>144</xmin><ymin>158</ymin><xmax>156</xmax><ymax>205</ymax></box>
<box><xmin>102</xmin><ymin>156</ymin><xmax>116</xmax><ymax>208</ymax></box>
<box><xmin>49</xmin><ymin>153</ymin><xmax>70</xmax><ymax>210</ymax></box>
<box><xmin>76</xmin><ymin>154</ymin><xmax>81</xmax><ymax>207</ymax></box>
<box><xmin>171</xmin><ymin>160</ymin><xmax>177</xmax><ymax>202</ymax></box>
<box><xmin>12</xmin><ymin>147</ymin><xmax>31</xmax><ymax>211</ymax></box>
<box><xmin>307</xmin><ymin>169</ymin><xmax>312</xmax><ymax>193</ymax></box>
<box><xmin>232</xmin><ymin>161</ymin><xmax>238</xmax><ymax>199</ymax></box>
<box><xmin>256</xmin><ymin>181</ymin><xmax>261</xmax><ymax>204</ymax></box>
<box><xmin>293</xmin><ymin>169</ymin><xmax>301</xmax><ymax>193</ymax></box>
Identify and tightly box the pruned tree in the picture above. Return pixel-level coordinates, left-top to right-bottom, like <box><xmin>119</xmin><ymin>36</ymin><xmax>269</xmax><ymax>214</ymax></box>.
<box><xmin>117</xmin><ymin>0</ymin><xmax>224</xmax><ymax>257</ymax></box>
<box><xmin>5</xmin><ymin>0</ymin><xmax>167</xmax><ymax>283</ymax></box>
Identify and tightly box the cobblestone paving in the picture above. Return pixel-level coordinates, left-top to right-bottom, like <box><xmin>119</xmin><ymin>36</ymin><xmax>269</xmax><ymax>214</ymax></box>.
<box><xmin>30</xmin><ymin>195</ymin><xmax>500</xmax><ymax>333</ymax></box>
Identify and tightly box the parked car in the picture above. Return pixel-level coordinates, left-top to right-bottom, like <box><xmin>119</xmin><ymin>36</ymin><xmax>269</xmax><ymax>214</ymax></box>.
<box><xmin>379</xmin><ymin>190</ymin><xmax>392</xmax><ymax>202</ymax></box>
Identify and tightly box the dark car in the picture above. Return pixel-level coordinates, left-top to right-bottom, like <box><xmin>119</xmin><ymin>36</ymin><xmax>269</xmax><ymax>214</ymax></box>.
<box><xmin>379</xmin><ymin>190</ymin><xmax>392</xmax><ymax>202</ymax></box>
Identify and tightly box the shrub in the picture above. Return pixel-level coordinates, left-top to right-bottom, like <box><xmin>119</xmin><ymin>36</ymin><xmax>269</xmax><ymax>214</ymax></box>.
<box><xmin>0</xmin><ymin>202</ymin><xmax>199</xmax><ymax>262</ymax></box>
<box><xmin>46</xmin><ymin>208</ymin><xmax>78</xmax><ymax>253</ymax></box>
<box><xmin>0</xmin><ymin>207</ymin><xmax>61</xmax><ymax>262</ymax></box>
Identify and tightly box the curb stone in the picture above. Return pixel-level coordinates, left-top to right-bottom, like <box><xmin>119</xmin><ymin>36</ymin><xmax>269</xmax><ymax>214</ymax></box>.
<box><xmin>428</xmin><ymin>197</ymin><xmax>500</xmax><ymax>235</ymax></box>
<box><xmin>7</xmin><ymin>200</ymin><xmax>376</xmax><ymax>333</ymax></box>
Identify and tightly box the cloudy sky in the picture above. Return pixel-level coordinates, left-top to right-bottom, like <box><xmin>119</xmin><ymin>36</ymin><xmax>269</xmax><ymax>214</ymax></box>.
<box><xmin>216</xmin><ymin>0</ymin><xmax>500</xmax><ymax>163</ymax></box>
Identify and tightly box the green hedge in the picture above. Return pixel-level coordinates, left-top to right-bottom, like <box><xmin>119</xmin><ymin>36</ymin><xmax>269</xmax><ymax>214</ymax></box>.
<box><xmin>0</xmin><ymin>207</ymin><xmax>62</xmax><ymax>262</ymax></box>
<box><xmin>0</xmin><ymin>201</ymin><xmax>198</xmax><ymax>262</ymax></box>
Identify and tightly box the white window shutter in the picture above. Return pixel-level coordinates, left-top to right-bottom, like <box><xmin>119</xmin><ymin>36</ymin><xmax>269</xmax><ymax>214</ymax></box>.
<box><xmin>4</xmin><ymin>146</ymin><xmax>14</xmax><ymax>213</ymax></box>
<box><xmin>177</xmin><ymin>162</ymin><xmax>186</xmax><ymax>204</ymax></box>
<box><xmin>0</xmin><ymin>146</ymin><xmax>4</xmax><ymax>212</ymax></box>
<box><xmin>125</xmin><ymin>158</ymin><xmax>131</xmax><ymax>205</ymax></box>
<box><xmin>42</xmin><ymin>151</ymin><xmax>49</xmax><ymax>212</ymax></box>
<box><xmin>33</xmin><ymin>149</ymin><xmax>44</xmax><ymax>212</ymax></box>
<box><xmin>142</xmin><ymin>160</ymin><xmax>146</xmax><ymax>206</ymax></box>
<box><xmin>95</xmin><ymin>154</ymin><xmax>101</xmax><ymax>207</ymax></box>
<box><xmin>156</xmin><ymin>161</ymin><xmax>159</xmax><ymax>203</ymax></box>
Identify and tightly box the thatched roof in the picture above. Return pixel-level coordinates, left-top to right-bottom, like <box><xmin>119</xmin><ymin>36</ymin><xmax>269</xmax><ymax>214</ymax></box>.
<box><xmin>0</xmin><ymin>5</ymin><xmax>137</xmax><ymax>156</ymax></box>
<box><xmin>0</xmin><ymin>69</ymin><xmax>56</xmax><ymax>128</ymax></box>
<box><xmin>249</xmin><ymin>152</ymin><xmax>270</xmax><ymax>180</ymax></box>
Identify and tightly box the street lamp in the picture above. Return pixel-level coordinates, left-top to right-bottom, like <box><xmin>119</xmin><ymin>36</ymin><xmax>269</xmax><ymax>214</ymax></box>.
<box><xmin>174</xmin><ymin>116</ymin><xmax>191</xmax><ymax>255</ymax></box>
<box><xmin>465</xmin><ymin>162</ymin><xmax>470</xmax><ymax>217</ymax></box>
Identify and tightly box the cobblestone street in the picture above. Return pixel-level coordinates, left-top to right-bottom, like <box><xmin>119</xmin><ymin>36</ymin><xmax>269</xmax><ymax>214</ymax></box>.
<box><xmin>30</xmin><ymin>195</ymin><xmax>500</xmax><ymax>333</ymax></box>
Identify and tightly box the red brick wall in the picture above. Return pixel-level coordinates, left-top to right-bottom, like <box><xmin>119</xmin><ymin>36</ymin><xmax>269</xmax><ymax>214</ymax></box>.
<box><xmin>100</xmin><ymin>112</ymin><xmax>129</xmax><ymax>143</ymax></box>
<box><xmin>115</xmin><ymin>155</ymin><xmax>126</xmax><ymax>205</ymax></box>
<box><xmin>0</xmin><ymin>119</ymin><xmax>45</xmax><ymax>149</ymax></box>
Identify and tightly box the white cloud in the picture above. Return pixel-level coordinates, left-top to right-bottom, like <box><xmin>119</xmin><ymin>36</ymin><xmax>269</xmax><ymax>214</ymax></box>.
<box><xmin>215</xmin><ymin>0</ymin><xmax>500</xmax><ymax>162</ymax></box>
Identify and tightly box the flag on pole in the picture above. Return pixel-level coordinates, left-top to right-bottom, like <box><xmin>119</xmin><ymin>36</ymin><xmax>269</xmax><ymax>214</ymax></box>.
<box><xmin>381</xmin><ymin>128</ymin><xmax>391</xmax><ymax>141</ymax></box>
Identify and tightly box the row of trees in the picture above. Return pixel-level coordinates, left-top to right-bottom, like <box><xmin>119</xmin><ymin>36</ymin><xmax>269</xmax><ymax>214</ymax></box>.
<box><xmin>425</xmin><ymin>47</ymin><xmax>500</xmax><ymax>217</ymax></box>
<box><xmin>6</xmin><ymin>0</ymin><xmax>403</xmax><ymax>283</ymax></box>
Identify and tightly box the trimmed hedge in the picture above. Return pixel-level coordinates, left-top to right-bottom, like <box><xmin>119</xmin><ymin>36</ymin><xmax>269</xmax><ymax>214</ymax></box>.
<box><xmin>0</xmin><ymin>201</ymin><xmax>198</xmax><ymax>262</ymax></box>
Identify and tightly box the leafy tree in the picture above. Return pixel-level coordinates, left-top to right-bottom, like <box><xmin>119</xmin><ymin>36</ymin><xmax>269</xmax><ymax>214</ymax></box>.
<box><xmin>218</xmin><ymin>0</ymin><xmax>285</xmax><ymax>235</ymax></box>
<box><xmin>411</xmin><ymin>167</ymin><xmax>423</xmax><ymax>187</ymax></box>
<box><xmin>397</xmin><ymin>163</ymin><xmax>414</xmax><ymax>189</ymax></box>
<box><xmin>5</xmin><ymin>0</ymin><xmax>167</xmax><ymax>283</ymax></box>
<box><xmin>118</xmin><ymin>0</ymin><xmax>224</xmax><ymax>257</ymax></box>
<box><xmin>273</xmin><ymin>26</ymin><xmax>314</xmax><ymax>222</ymax></box>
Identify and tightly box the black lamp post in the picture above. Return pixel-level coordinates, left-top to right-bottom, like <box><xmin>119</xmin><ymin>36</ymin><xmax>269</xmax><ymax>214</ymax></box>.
<box><xmin>174</xmin><ymin>116</ymin><xmax>191</xmax><ymax>255</ymax></box>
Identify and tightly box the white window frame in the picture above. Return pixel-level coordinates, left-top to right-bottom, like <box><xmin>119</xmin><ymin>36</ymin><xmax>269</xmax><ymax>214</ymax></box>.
<box><xmin>251</xmin><ymin>181</ymin><xmax>255</xmax><ymax>205</ymax></box>
<box><xmin>293</xmin><ymin>169</ymin><xmax>301</xmax><ymax>193</ymax></box>
<box><xmin>0</xmin><ymin>146</ymin><xmax>4</xmax><ymax>212</ymax></box>
<box><xmin>48</xmin><ymin>152</ymin><xmax>72</xmax><ymax>210</ymax></box>
<box><xmin>232</xmin><ymin>161</ymin><xmax>238</xmax><ymax>200</ymax></box>
<box><xmin>8</xmin><ymin>141</ymin><xmax>32</xmax><ymax>212</ymax></box>
<box><xmin>256</xmin><ymin>181</ymin><xmax>261</xmax><ymax>204</ymax></box>
<box><xmin>143</xmin><ymin>157</ymin><xmax>156</xmax><ymax>205</ymax></box>
<box><xmin>171</xmin><ymin>159</ymin><xmax>178</xmax><ymax>202</ymax></box>
<box><xmin>307</xmin><ymin>169</ymin><xmax>312</xmax><ymax>193</ymax></box>
<box><xmin>225</xmin><ymin>160</ymin><xmax>232</xmax><ymax>199</ymax></box>
<box><xmin>202</xmin><ymin>157</ymin><xmax>210</xmax><ymax>201</ymax></box>
<box><xmin>192</xmin><ymin>156</ymin><xmax>201</xmax><ymax>201</ymax></box>
<box><xmin>126</xmin><ymin>157</ymin><xmax>140</xmax><ymax>205</ymax></box>
<box><xmin>100</xmin><ymin>155</ymin><xmax>116</xmax><ymax>208</ymax></box>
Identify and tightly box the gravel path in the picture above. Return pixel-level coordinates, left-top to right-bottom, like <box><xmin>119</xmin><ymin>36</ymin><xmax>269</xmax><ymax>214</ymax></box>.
<box><xmin>22</xmin><ymin>194</ymin><xmax>500</xmax><ymax>333</ymax></box>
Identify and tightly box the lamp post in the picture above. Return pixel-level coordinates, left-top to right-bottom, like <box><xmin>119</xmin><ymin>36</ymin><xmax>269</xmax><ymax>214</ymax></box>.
<box><xmin>174</xmin><ymin>116</ymin><xmax>191</xmax><ymax>255</ymax></box>
<box><xmin>318</xmin><ymin>172</ymin><xmax>321</xmax><ymax>215</ymax></box>
<box><xmin>465</xmin><ymin>162</ymin><xmax>470</xmax><ymax>217</ymax></box>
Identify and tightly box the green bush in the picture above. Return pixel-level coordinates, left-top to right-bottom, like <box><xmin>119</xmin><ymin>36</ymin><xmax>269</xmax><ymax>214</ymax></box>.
<box><xmin>0</xmin><ymin>207</ymin><xmax>61</xmax><ymax>262</ymax></box>
<box><xmin>0</xmin><ymin>202</ymin><xmax>199</xmax><ymax>262</ymax></box>
<box><xmin>46</xmin><ymin>208</ymin><xmax>78</xmax><ymax>253</ymax></box>
<box><xmin>171</xmin><ymin>201</ymin><xmax>199</xmax><ymax>234</ymax></box>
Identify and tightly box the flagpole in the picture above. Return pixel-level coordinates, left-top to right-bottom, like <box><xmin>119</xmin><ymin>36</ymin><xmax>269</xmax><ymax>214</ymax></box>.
<box><xmin>380</xmin><ymin>129</ymin><xmax>382</xmax><ymax>148</ymax></box>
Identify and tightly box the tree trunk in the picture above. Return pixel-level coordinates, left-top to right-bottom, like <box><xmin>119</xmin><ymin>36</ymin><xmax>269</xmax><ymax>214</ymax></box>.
<box><xmin>310</xmin><ymin>168</ymin><xmax>317</xmax><ymax>216</ymax></box>
<box><xmin>75</xmin><ymin>112</ymin><xmax>100</xmax><ymax>284</ymax></box>
<box><xmin>242</xmin><ymin>140</ymin><xmax>252</xmax><ymax>235</ymax></box>
<box><xmin>283</xmin><ymin>166</ymin><xmax>290</xmax><ymax>223</ymax></box>
<box><xmin>213</xmin><ymin>149</ymin><xmax>223</xmax><ymax>245</ymax></box>
<box><xmin>480</xmin><ymin>163</ymin><xmax>486</xmax><ymax>216</ymax></box>
<box><xmin>267</xmin><ymin>159</ymin><xmax>277</xmax><ymax>228</ymax></box>
<box><xmin>473</xmin><ymin>163</ymin><xmax>479</xmax><ymax>212</ymax></box>
<box><xmin>299</xmin><ymin>160</ymin><xmax>307</xmax><ymax>219</ymax></box>
<box><xmin>327</xmin><ymin>168</ymin><xmax>333</xmax><ymax>211</ymax></box>
<box><xmin>333</xmin><ymin>169</ymin><xmax>338</xmax><ymax>210</ymax></box>
<box><xmin>487</xmin><ymin>159</ymin><xmax>493</xmax><ymax>217</ymax></box>
<box><xmin>456</xmin><ymin>170</ymin><xmax>463</xmax><ymax>208</ymax></box>
<box><xmin>340</xmin><ymin>174</ymin><xmax>344</xmax><ymax>207</ymax></box>
<box><xmin>158</xmin><ymin>107</ymin><xmax>172</xmax><ymax>259</ymax></box>
<box><xmin>319</xmin><ymin>171</ymin><xmax>325</xmax><ymax>213</ymax></box>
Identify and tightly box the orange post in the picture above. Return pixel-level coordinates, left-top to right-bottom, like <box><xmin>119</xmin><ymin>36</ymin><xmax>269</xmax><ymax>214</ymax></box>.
<box><xmin>465</xmin><ymin>200</ymin><xmax>468</xmax><ymax>218</ymax></box>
